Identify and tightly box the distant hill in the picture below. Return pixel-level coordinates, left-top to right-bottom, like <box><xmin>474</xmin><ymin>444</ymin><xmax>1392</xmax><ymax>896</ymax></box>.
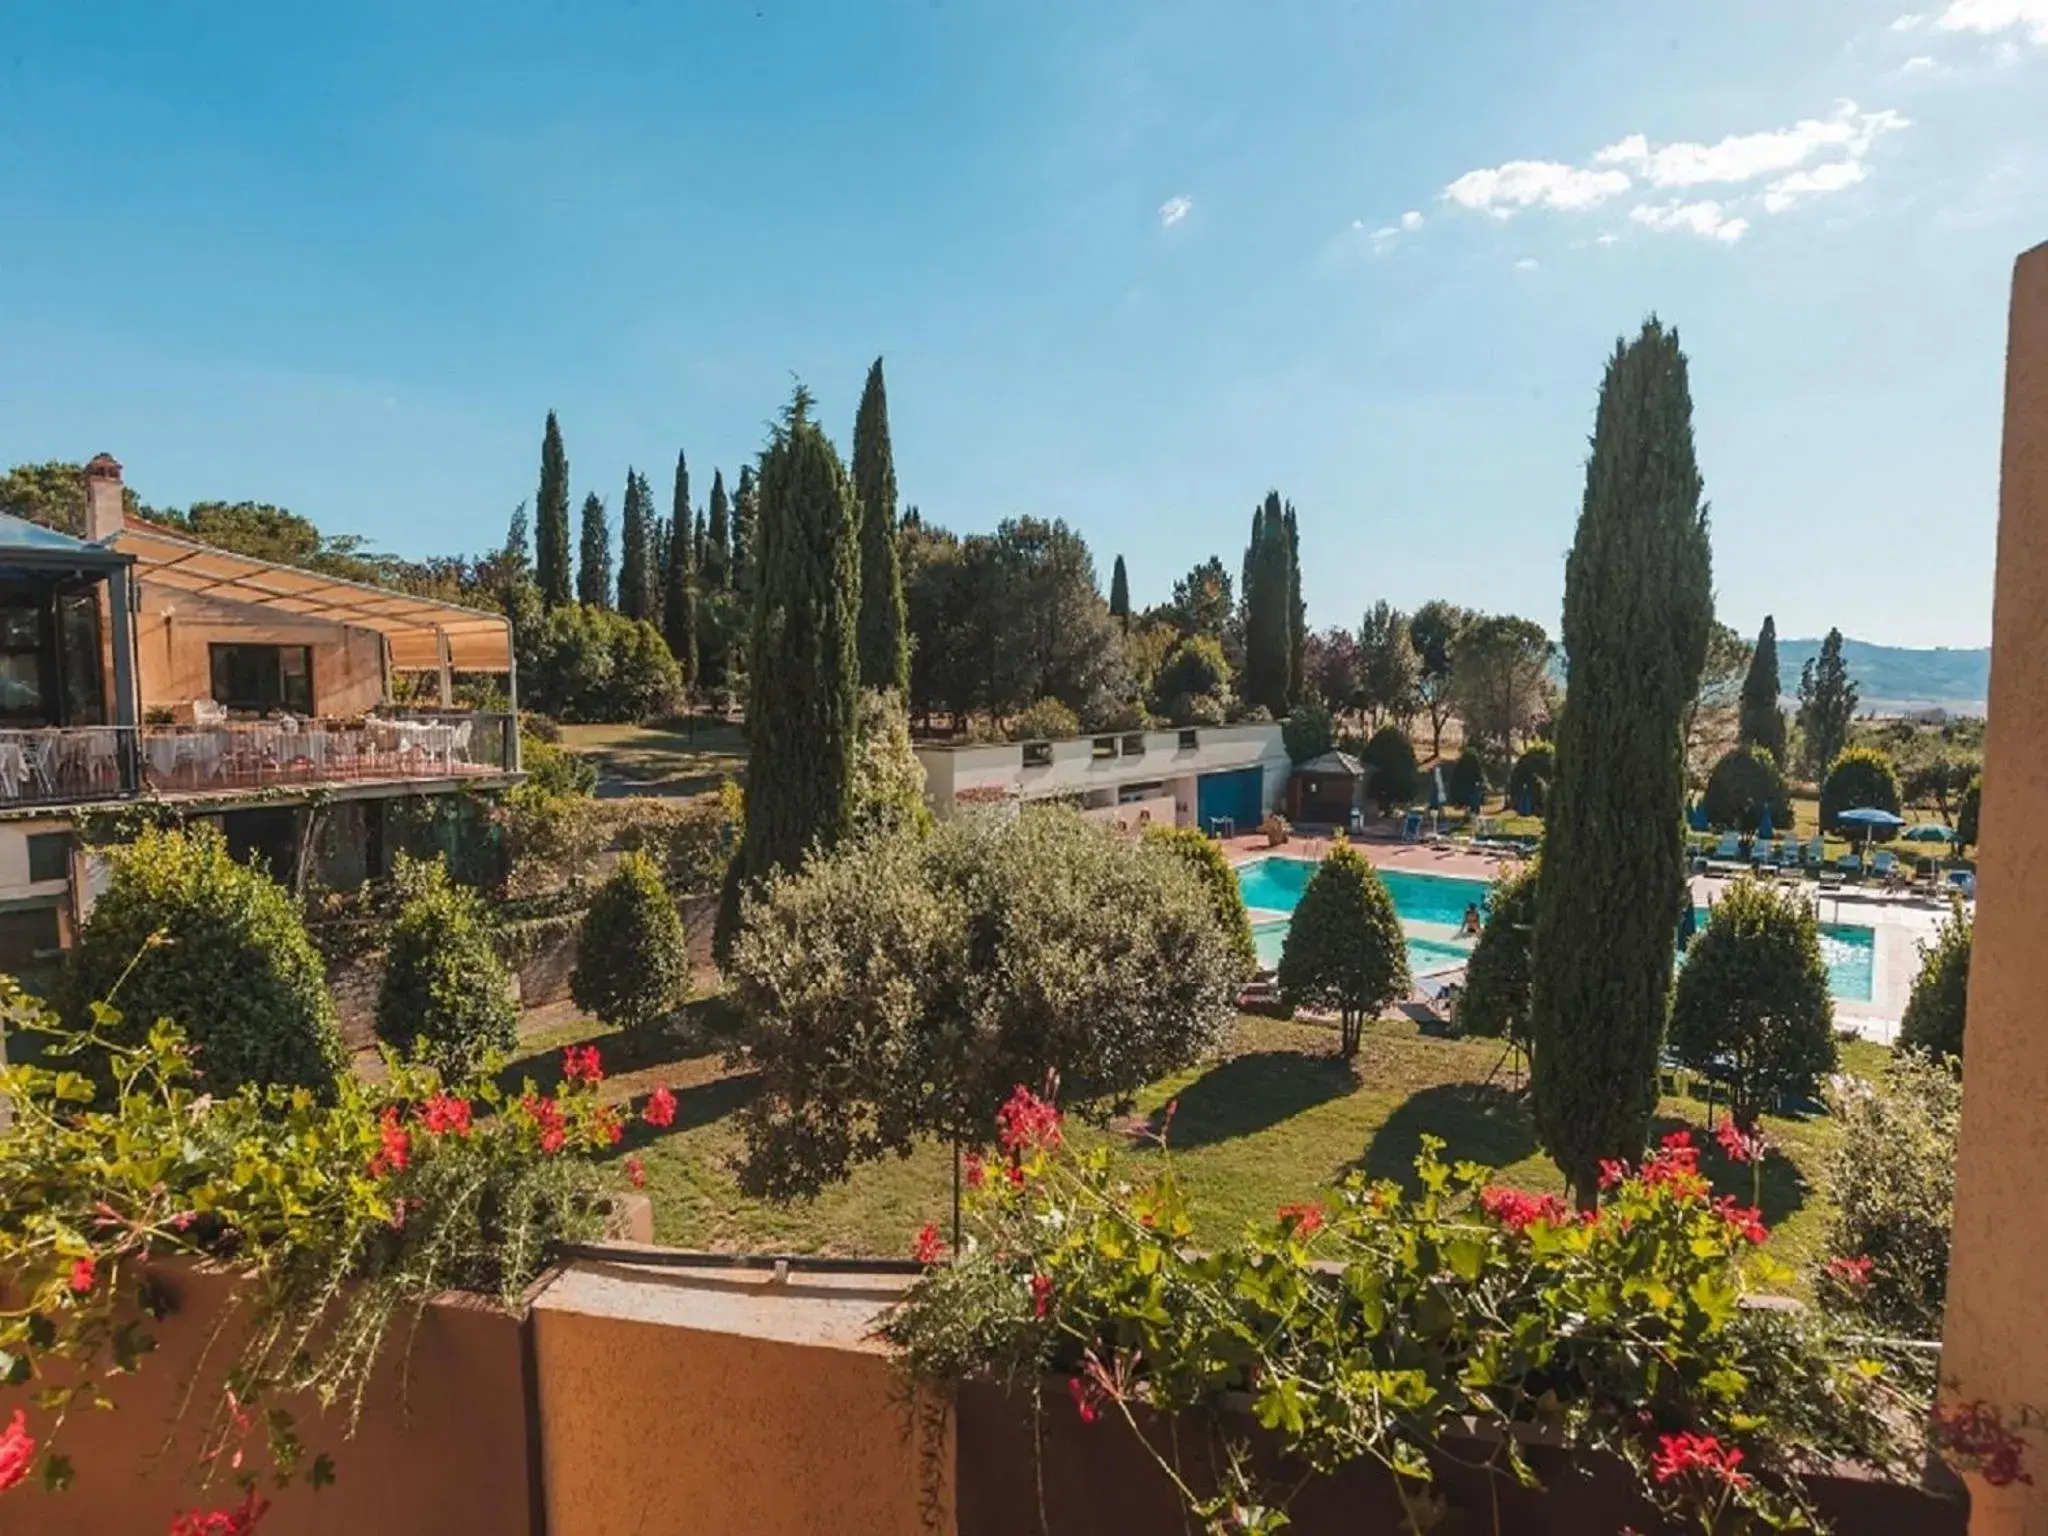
<box><xmin>1777</xmin><ymin>638</ymin><xmax>1989</xmax><ymax>717</ymax></box>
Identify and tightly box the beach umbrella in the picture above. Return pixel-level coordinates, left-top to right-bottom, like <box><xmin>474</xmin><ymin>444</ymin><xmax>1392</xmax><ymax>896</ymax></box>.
<box><xmin>1837</xmin><ymin>805</ymin><xmax>1906</xmax><ymax>861</ymax></box>
<box><xmin>1904</xmin><ymin>824</ymin><xmax>1954</xmax><ymax>843</ymax></box>
<box><xmin>1754</xmin><ymin>801</ymin><xmax>1774</xmax><ymax>841</ymax></box>
<box><xmin>1686</xmin><ymin>801</ymin><xmax>1708</xmax><ymax>833</ymax></box>
<box><xmin>1428</xmin><ymin>766</ymin><xmax>1445</xmax><ymax>809</ymax></box>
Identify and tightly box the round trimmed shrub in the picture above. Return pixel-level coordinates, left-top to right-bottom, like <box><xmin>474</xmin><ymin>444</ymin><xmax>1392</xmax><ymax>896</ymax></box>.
<box><xmin>1010</xmin><ymin>697</ymin><xmax>1079</xmax><ymax>742</ymax></box>
<box><xmin>63</xmin><ymin>824</ymin><xmax>343</xmax><ymax>1092</ymax></box>
<box><xmin>1505</xmin><ymin>742</ymin><xmax>1555</xmax><ymax>817</ymax></box>
<box><xmin>375</xmin><ymin>855</ymin><xmax>519</xmax><ymax>1078</ymax></box>
<box><xmin>1819</xmin><ymin>745</ymin><xmax>1902</xmax><ymax>836</ymax></box>
<box><xmin>1144</xmin><ymin>824</ymin><xmax>1257</xmax><ymax>977</ymax></box>
<box><xmin>1667</xmin><ymin>878</ymin><xmax>1837</xmax><ymax>1127</ymax></box>
<box><xmin>1359</xmin><ymin>726</ymin><xmax>1419</xmax><ymax>812</ymax></box>
<box><xmin>1151</xmin><ymin>635</ymin><xmax>1229</xmax><ymax>709</ymax></box>
<box><xmin>572</xmin><ymin>850</ymin><xmax>689</xmax><ymax>1032</ymax></box>
<box><xmin>1898</xmin><ymin>901</ymin><xmax>1971</xmax><ymax>1060</ymax></box>
<box><xmin>1458</xmin><ymin>860</ymin><xmax>1538</xmax><ymax>1044</ymax></box>
<box><xmin>1277</xmin><ymin>842</ymin><xmax>1410</xmax><ymax>1058</ymax></box>
<box><xmin>1445</xmin><ymin>753</ymin><xmax>1489</xmax><ymax>810</ymax></box>
<box><xmin>1700</xmin><ymin>746</ymin><xmax>1791</xmax><ymax>834</ymax></box>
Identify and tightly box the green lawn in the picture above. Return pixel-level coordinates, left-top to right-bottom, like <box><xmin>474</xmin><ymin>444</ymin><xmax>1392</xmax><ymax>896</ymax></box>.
<box><xmin>557</xmin><ymin>716</ymin><xmax>748</xmax><ymax>796</ymax></box>
<box><xmin>504</xmin><ymin>1004</ymin><xmax>1882</xmax><ymax>1285</ymax></box>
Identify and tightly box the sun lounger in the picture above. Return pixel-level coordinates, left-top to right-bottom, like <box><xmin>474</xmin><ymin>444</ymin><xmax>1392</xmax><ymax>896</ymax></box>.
<box><xmin>1401</xmin><ymin>811</ymin><xmax>1423</xmax><ymax>842</ymax></box>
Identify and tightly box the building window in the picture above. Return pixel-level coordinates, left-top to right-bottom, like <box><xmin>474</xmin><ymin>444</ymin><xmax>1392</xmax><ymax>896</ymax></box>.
<box><xmin>210</xmin><ymin>644</ymin><xmax>314</xmax><ymax>715</ymax></box>
<box><xmin>0</xmin><ymin>904</ymin><xmax>62</xmax><ymax>972</ymax></box>
<box><xmin>1022</xmin><ymin>741</ymin><xmax>1053</xmax><ymax>768</ymax></box>
<box><xmin>1120</xmin><ymin>734</ymin><xmax>1146</xmax><ymax>756</ymax></box>
<box><xmin>1178</xmin><ymin>728</ymin><xmax>1199</xmax><ymax>751</ymax></box>
<box><xmin>26</xmin><ymin>831</ymin><xmax>70</xmax><ymax>884</ymax></box>
<box><xmin>1091</xmin><ymin>736</ymin><xmax>1117</xmax><ymax>761</ymax></box>
<box><xmin>0</xmin><ymin>596</ymin><xmax>49</xmax><ymax>723</ymax></box>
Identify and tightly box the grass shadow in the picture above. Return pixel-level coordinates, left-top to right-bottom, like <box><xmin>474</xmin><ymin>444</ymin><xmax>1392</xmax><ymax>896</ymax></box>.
<box><xmin>494</xmin><ymin>1020</ymin><xmax>719</xmax><ymax>1098</ymax></box>
<box><xmin>1141</xmin><ymin>1050</ymin><xmax>1358</xmax><ymax>1150</ymax></box>
<box><xmin>604</xmin><ymin>1072</ymin><xmax>761</xmax><ymax>1160</ymax></box>
<box><xmin>1359</xmin><ymin>1082</ymin><xmax>1539</xmax><ymax>1190</ymax></box>
<box><xmin>1649</xmin><ymin>1112</ymin><xmax>1811</xmax><ymax>1231</ymax></box>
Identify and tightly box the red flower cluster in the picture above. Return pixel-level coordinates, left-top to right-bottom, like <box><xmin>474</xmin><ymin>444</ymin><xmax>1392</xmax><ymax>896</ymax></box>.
<box><xmin>624</xmin><ymin>1156</ymin><xmax>647</xmax><ymax>1189</ymax></box>
<box><xmin>418</xmin><ymin>1093</ymin><xmax>472</xmax><ymax>1137</ymax></box>
<box><xmin>1597</xmin><ymin>1158</ymin><xmax>1629</xmax><ymax>1191</ymax></box>
<box><xmin>168</xmin><ymin>1489</ymin><xmax>270</xmax><ymax>1536</ymax></box>
<box><xmin>0</xmin><ymin>1408</ymin><xmax>34</xmax><ymax>1493</ymax></box>
<box><xmin>1481</xmin><ymin>1186</ymin><xmax>1570</xmax><ymax>1233</ymax></box>
<box><xmin>1276</xmin><ymin>1202</ymin><xmax>1326</xmax><ymax>1237</ymax></box>
<box><xmin>1030</xmin><ymin>1272</ymin><xmax>1054</xmax><ymax>1318</ymax></box>
<box><xmin>522</xmin><ymin>1094</ymin><xmax>568</xmax><ymax>1156</ymax></box>
<box><xmin>68</xmin><ymin>1256</ymin><xmax>96</xmax><ymax>1294</ymax></box>
<box><xmin>1652</xmin><ymin>1432</ymin><xmax>1750</xmax><ymax>1489</ymax></box>
<box><xmin>1642</xmin><ymin>1130</ymin><xmax>1707</xmax><ymax>1198</ymax></box>
<box><xmin>592</xmin><ymin>1105</ymin><xmax>625</xmax><ymax>1147</ymax></box>
<box><xmin>912</xmin><ymin>1223</ymin><xmax>947</xmax><ymax>1265</ymax></box>
<box><xmin>367</xmin><ymin>1106</ymin><xmax>412</xmax><ymax>1179</ymax></box>
<box><xmin>1931</xmin><ymin>1398</ymin><xmax>2034</xmax><ymax>1488</ymax></box>
<box><xmin>642</xmin><ymin>1085</ymin><xmax>677</xmax><ymax>1129</ymax></box>
<box><xmin>1714</xmin><ymin>1116</ymin><xmax>1768</xmax><ymax>1165</ymax></box>
<box><xmin>1711</xmin><ymin>1195</ymin><xmax>1769</xmax><ymax>1245</ymax></box>
<box><xmin>561</xmin><ymin>1044</ymin><xmax>604</xmax><ymax>1087</ymax></box>
<box><xmin>1067</xmin><ymin>1373</ymin><xmax>1104</xmax><ymax>1425</ymax></box>
<box><xmin>964</xmin><ymin>1154</ymin><xmax>986</xmax><ymax>1190</ymax></box>
<box><xmin>995</xmin><ymin>1085</ymin><xmax>1063</xmax><ymax>1155</ymax></box>
<box><xmin>1825</xmin><ymin>1254</ymin><xmax>1874</xmax><ymax>1287</ymax></box>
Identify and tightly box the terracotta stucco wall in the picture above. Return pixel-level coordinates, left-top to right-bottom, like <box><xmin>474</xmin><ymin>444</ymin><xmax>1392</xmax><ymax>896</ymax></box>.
<box><xmin>1942</xmin><ymin>239</ymin><xmax>2048</xmax><ymax>1536</ymax></box>
<box><xmin>131</xmin><ymin>583</ymin><xmax>387</xmax><ymax>718</ymax></box>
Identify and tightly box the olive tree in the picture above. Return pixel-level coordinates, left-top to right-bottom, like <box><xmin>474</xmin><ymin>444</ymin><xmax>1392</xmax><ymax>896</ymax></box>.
<box><xmin>726</xmin><ymin>807</ymin><xmax>1239</xmax><ymax>1196</ymax></box>
<box><xmin>1276</xmin><ymin>841</ymin><xmax>1410</xmax><ymax>1058</ymax></box>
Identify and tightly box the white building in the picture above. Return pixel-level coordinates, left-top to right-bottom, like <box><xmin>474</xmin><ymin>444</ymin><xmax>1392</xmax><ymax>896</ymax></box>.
<box><xmin>915</xmin><ymin>722</ymin><xmax>1290</xmax><ymax>834</ymax></box>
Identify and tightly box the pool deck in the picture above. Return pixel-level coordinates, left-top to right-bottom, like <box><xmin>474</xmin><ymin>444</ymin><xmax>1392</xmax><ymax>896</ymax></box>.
<box><xmin>1226</xmin><ymin>827</ymin><xmax>1945</xmax><ymax>1043</ymax></box>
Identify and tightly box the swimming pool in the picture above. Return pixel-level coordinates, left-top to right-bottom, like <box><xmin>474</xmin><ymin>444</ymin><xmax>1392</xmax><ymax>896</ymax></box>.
<box><xmin>1237</xmin><ymin>855</ymin><xmax>1877</xmax><ymax>1001</ymax></box>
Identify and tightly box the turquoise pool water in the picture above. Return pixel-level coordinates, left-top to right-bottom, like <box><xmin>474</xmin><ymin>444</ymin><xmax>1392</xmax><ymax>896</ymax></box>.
<box><xmin>1238</xmin><ymin>856</ymin><xmax>1877</xmax><ymax>1001</ymax></box>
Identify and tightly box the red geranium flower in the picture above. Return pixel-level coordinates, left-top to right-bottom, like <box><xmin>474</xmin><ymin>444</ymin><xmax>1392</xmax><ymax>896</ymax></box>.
<box><xmin>963</xmin><ymin>1154</ymin><xmax>986</xmax><ymax>1190</ymax></box>
<box><xmin>995</xmin><ymin>1085</ymin><xmax>1063</xmax><ymax>1155</ymax></box>
<box><xmin>0</xmin><ymin>1409</ymin><xmax>35</xmax><ymax>1493</ymax></box>
<box><xmin>522</xmin><ymin>1094</ymin><xmax>568</xmax><ymax>1156</ymax></box>
<box><xmin>1652</xmin><ymin>1432</ymin><xmax>1750</xmax><ymax>1489</ymax></box>
<box><xmin>624</xmin><ymin>1156</ymin><xmax>647</xmax><ymax>1189</ymax></box>
<box><xmin>68</xmin><ymin>1256</ymin><xmax>96</xmax><ymax>1294</ymax></box>
<box><xmin>1067</xmin><ymin>1374</ymin><xmax>1102</xmax><ymax>1425</ymax></box>
<box><xmin>1715</xmin><ymin>1116</ymin><xmax>1768</xmax><ymax>1165</ymax></box>
<box><xmin>642</xmin><ymin>1085</ymin><xmax>677</xmax><ymax>1129</ymax></box>
<box><xmin>912</xmin><ymin>1222</ymin><xmax>946</xmax><ymax>1265</ymax></box>
<box><xmin>1277</xmin><ymin>1202</ymin><xmax>1326</xmax><ymax>1237</ymax></box>
<box><xmin>1712</xmin><ymin>1195</ymin><xmax>1769</xmax><ymax>1245</ymax></box>
<box><xmin>1030</xmin><ymin>1272</ymin><xmax>1053</xmax><ymax>1318</ymax></box>
<box><xmin>561</xmin><ymin>1044</ymin><xmax>604</xmax><ymax>1087</ymax></box>
<box><xmin>1826</xmin><ymin>1254</ymin><xmax>1874</xmax><ymax>1287</ymax></box>
<box><xmin>367</xmin><ymin>1106</ymin><xmax>411</xmax><ymax>1178</ymax></box>
<box><xmin>1597</xmin><ymin>1158</ymin><xmax>1628</xmax><ymax>1191</ymax></box>
<box><xmin>1481</xmin><ymin>1186</ymin><xmax>1569</xmax><ymax>1233</ymax></box>
<box><xmin>168</xmin><ymin>1488</ymin><xmax>271</xmax><ymax>1535</ymax></box>
<box><xmin>418</xmin><ymin>1093</ymin><xmax>472</xmax><ymax>1136</ymax></box>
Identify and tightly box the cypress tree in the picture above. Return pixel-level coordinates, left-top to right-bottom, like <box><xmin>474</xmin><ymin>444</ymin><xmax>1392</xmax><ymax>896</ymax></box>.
<box><xmin>664</xmin><ymin>452</ymin><xmax>698</xmax><ymax>686</ymax></box>
<box><xmin>716</xmin><ymin>385</ymin><xmax>861</xmax><ymax>959</ymax></box>
<box><xmin>731</xmin><ymin>464</ymin><xmax>756</xmax><ymax>593</ymax></box>
<box><xmin>694</xmin><ymin>509</ymin><xmax>708</xmax><ymax>582</ymax></box>
<box><xmin>1528</xmin><ymin>318</ymin><xmax>1713</xmax><ymax>1207</ymax></box>
<box><xmin>852</xmin><ymin>356</ymin><xmax>909</xmax><ymax>694</ymax></box>
<box><xmin>1109</xmin><ymin>556</ymin><xmax>1131</xmax><ymax>632</ymax></box>
<box><xmin>577</xmin><ymin>492</ymin><xmax>612</xmax><ymax>609</ymax></box>
<box><xmin>536</xmin><ymin>411</ymin><xmax>572</xmax><ymax>608</ymax></box>
<box><xmin>618</xmin><ymin>469</ymin><xmax>653</xmax><ymax>621</ymax></box>
<box><xmin>1243</xmin><ymin>492</ymin><xmax>1293</xmax><ymax>715</ymax></box>
<box><xmin>1242</xmin><ymin>501</ymin><xmax>1264</xmax><ymax>619</ymax></box>
<box><xmin>1284</xmin><ymin>502</ymin><xmax>1305</xmax><ymax>708</ymax></box>
<box><xmin>706</xmin><ymin>470</ymin><xmax>731</xmax><ymax>592</ymax></box>
<box><xmin>1796</xmin><ymin>627</ymin><xmax>1858</xmax><ymax>777</ymax></box>
<box><xmin>1738</xmin><ymin>615</ymin><xmax>1787</xmax><ymax>767</ymax></box>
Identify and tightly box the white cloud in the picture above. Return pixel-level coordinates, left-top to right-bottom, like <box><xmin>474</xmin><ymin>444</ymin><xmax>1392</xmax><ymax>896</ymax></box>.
<box><xmin>1400</xmin><ymin>209</ymin><xmax>1424</xmax><ymax>230</ymax></box>
<box><xmin>1900</xmin><ymin>52</ymin><xmax>1941</xmax><ymax>71</ymax></box>
<box><xmin>1628</xmin><ymin>200</ymin><xmax>1750</xmax><ymax>242</ymax></box>
<box><xmin>1762</xmin><ymin>159</ymin><xmax>1870</xmax><ymax>212</ymax></box>
<box><xmin>1514</xmin><ymin>257</ymin><xmax>1540</xmax><ymax>270</ymax></box>
<box><xmin>1441</xmin><ymin>159</ymin><xmax>1632</xmax><ymax>216</ymax></box>
<box><xmin>1593</xmin><ymin>102</ymin><xmax>1908</xmax><ymax>189</ymax></box>
<box><xmin>1935</xmin><ymin>0</ymin><xmax>2048</xmax><ymax>42</ymax></box>
<box><xmin>1595</xmin><ymin>231</ymin><xmax>1619</xmax><ymax>245</ymax></box>
<box><xmin>1158</xmin><ymin>195</ymin><xmax>1193</xmax><ymax>228</ymax></box>
<box><xmin>1892</xmin><ymin>11</ymin><xmax>1927</xmax><ymax>27</ymax></box>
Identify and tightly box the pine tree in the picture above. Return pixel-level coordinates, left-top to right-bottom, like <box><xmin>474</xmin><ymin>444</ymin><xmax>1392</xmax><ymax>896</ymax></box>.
<box><xmin>1528</xmin><ymin>318</ymin><xmax>1713</xmax><ymax>1207</ymax></box>
<box><xmin>577</xmin><ymin>493</ymin><xmax>612</xmax><ymax>608</ymax></box>
<box><xmin>1796</xmin><ymin>627</ymin><xmax>1858</xmax><ymax>777</ymax></box>
<box><xmin>716</xmin><ymin>385</ymin><xmax>861</xmax><ymax>959</ymax></box>
<box><xmin>706</xmin><ymin>470</ymin><xmax>731</xmax><ymax>592</ymax></box>
<box><xmin>664</xmin><ymin>453</ymin><xmax>698</xmax><ymax>687</ymax></box>
<box><xmin>536</xmin><ymin>411</ymin><xmax>572</xmax><ymax>608</ymax></box>
<box><xmin>1109</xmin><ymin>555</ymin><xmax>1131</xmax><ymax>632</ymax></box>
<box><xmin>731</xmin><ymin>464</ymin><xmax>756</xmax><ymax>593</ymax></box>
<box><xmin>851</xmin><ymin>357</ymin><xmax>908</xmax><ymax>694</ymax></box>
<box><xmin>1242</xmin><ymin>492</ymin><xmax>1294</xmax><ymax>715</ymax></box>
<box><xmin>618</xmin><ymin>469</ymin><xmax>653</xmax><ymax>621</ymax></box>
<box><xmin>1737</xmin><ymin>615</ymin><xmax>1787</xmax><ymax>767</ymax></box>
<box><xmin>1284</xmin><ymin>502</ymin><xmax>1305</xmax><ymax>708</ymax></box>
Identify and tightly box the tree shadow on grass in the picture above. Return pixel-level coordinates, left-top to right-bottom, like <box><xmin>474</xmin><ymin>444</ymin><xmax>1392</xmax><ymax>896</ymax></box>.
<box><xmin>494</xmin><ymin>1020</ymin><xmax>722</xmax><ymax>1099</ymax></box>
<box><xmin>1139</xmin><ymin>1051</ymin><xmax>1358</xmax><ymax>1150</ymax></box>
<box><xmin>1649</xmin><ymin>1112</ymin><xmax>1810</xmax><ymax>1231</ymax></box>
<box><xmin>1358</xmin><ymin>1083</ymin><xmax>1539</xmax><ymax>1190</ymax></box>
<box><xmin>606</xmin><ymin>1072</ymin><xmax>761</xmax><ymax>1158</ymax></box>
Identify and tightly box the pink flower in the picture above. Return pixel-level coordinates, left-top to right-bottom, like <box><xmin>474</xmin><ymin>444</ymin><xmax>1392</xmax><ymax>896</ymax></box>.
<box><xmin>0</xmin><ymin>1409</ymin><xmax>35</xmax><ymax>1492</ymax></box>
<box><xmin>994</xmin><ymin>1085</ymin><xmax>1063</xmax><ymax>1155</ymax></box>
<box><xmin>1277</xmin><ymin>1202</ymin><xmax>1326</xmax><ymax>1238</ymax></box>
<box><xmin>418</xmin><ymin>1093</ymin><xmax>472</xmax><ymax>1136</ymax></box>
<box><xmin>912</xmin><ymin>1222</ymin><xmax>947</xmax><ymax>1265</ymax></box>
<box><xmin>561</xmin><ymin>1044</ymin><xmax>604</xmax><ymax>1087</ymax></box>
<box><xmin>1030</xmin><ymin>1272</ymin><xmax>1054</xmax><ymax>1319</ymax></box>
<box><xmin>1481</xmin><ymin>1186</ymin><xmax>1570</xmax><ymax>1233</ymax></box>
<box><xmin>624</xmin><ymin>1156</ymin><xmax>647</xmax><ymax>1189</ymax></box>
<box><xmin>1652</xmin><ymin>1432</ymin><xmax>1750</xmax><ymax>1489</ymax></box>
<box><xmin>642</xmin><ymin>1085</ymin><xmax>677</xmax><ymax>1129</ymax></box>
<box><xmin>1826</xmin><ymin>1254</ymin><xmax>1874</xmax><ymax>1287</ymax></box>
<box><xmin>68</xmin><ymin>1256</ymin><xmax>96</xmax><ymax>1294</ymax></box>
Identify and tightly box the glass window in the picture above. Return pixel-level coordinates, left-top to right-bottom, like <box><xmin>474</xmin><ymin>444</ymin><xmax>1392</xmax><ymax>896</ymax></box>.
<box><xmin>210</xmin><ymin>644</ymin><xmax>315</xmax><ymax>715</ymax></box>
<box><xmin>0</xmin><ymin>598</ymin><xmax>49</xmax><ymax>723</ymax></box>
<box><xmin>57</xmin><ymin>593</ymin><xmax>105</xmax><ymax>726</ymax></box>
<box><xmin>26</xmin><ymin>832</ymin><xmax>70</xmax><ymax>884</ymax></box>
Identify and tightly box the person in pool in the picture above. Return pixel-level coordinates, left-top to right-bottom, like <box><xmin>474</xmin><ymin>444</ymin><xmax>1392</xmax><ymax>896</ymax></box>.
<box><xmin>1458</xmin><ymin>902</ymin><xmax>1483</xmax><ymax>937</ymax></box>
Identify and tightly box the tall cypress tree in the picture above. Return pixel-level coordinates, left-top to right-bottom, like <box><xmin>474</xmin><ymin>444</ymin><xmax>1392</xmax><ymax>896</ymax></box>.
<box><xmin>731</xmin><ymin>464</ymin><xmax>756</xmax><ymax>593</ymax></box>
<box><xmin>618</xmin><ymin>469</ymin><xmax>653</xmax><ymax>621</ymax></box>
<box><xmin>1738</xmin><ymin>615</ymin><xmax>1787</xmax><ymax>767</ymax></box>
<box><xmin>1242</xmin><ymin>502</ymin><xmax>1264</xmax><ymax>620</ymax></box>
<box><xmin>694</xmin><ymin>508</ymin><xmax>707</xmax><ymax>578</ymax></box>
<box><xmin>536</xmin><ymin>412</ymin><xmax>572</xmax><ymax>608</ymax></box>
<box><xmin>851</xmin><ymin>357</ymin><xmax>908</xmax><ymax>694</ymax></box>
<box><xmin>1796</xmin><ymin>627</ymin><xmax>1858</xmax><ymax>777</ymax></box>
<box><xmin>1284</xmin><ymin>502</ymin><xmax>1305</xmax><ymax>708</ymax></box>
<box><xmin>577</xmin><ymin>493</ymin><xmax>613</xmax><ymax>609</ymax></box>
<box><xmin>1529</xmin><ymin>318</ymin><xmax>1713</xmax><ymax>1206</ymax></box>
<box><xmin>1243</xmin><ymin>492</ymin><xmax>1293</xmax><ymax>715</ymax></box>
<box><xmin>665</xmin><ymin>452</ymin><xmax>698</xmax><ymax>687</ymax></box>
<box><xmin>1109</xmin><ymin>555</ymin><xmax>1131</xmax><ymax>632</ymax></box>
<box><xmin>706</xmin><ymin>471</ymin><xmax>731</xmax><ymax>592</ymax></box>
<box><xmin>716</xmin><ymin>384</ymin><xmax>861</xmax><ymax>959</ymax></box>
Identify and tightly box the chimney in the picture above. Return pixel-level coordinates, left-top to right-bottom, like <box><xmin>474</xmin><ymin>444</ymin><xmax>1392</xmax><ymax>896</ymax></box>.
<box><xmin>83</xmin><ymin>453</ymin><xmax>125</xmax><ymax>541</ymax></box>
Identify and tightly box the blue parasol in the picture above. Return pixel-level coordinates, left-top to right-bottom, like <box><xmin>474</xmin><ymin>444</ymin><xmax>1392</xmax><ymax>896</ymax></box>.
<box><xmin>1755</xmin><ymin>800</ymin><xmax>1774</xmax><ymax>841</ymax></box>
<box><xmin>1904</xmin><ymin>824</ymin><xmax>1954</xmax><ymax>843</ymax></box>
<box><xmin>1837</xmin><ymin>806</ymin><xmax>1906</xmax><ymax>861</ymax></box>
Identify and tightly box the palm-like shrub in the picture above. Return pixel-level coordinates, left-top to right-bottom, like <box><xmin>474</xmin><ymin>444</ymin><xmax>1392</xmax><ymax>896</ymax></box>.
<box><xmin>1277</xmin><ymin>841</ymin><xmax>1410</xmax><ymax>1057</ymax></box>
<box><xmin>375</xmin><ymin>855</ymin><xmax>519</xmax><ymax>1077</ymax></box>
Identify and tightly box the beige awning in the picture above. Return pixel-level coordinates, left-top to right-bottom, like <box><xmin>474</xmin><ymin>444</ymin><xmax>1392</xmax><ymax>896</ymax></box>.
<box><xmin>111</xmin><ymin>521</ymin><xmax>514</xmax><ymax>672</ymax></box>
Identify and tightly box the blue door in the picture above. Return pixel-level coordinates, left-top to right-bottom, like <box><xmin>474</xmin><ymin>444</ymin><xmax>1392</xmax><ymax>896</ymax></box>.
<box><xmin>1196</xmin><ymin>768</ymin><xmax>1263</xmax><ymax>834</ymax></box>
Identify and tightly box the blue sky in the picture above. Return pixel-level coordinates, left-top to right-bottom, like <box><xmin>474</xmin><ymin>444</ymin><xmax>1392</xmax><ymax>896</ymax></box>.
<box><xmin>3</xmin><ymin>2</ymin><xmax>2042</xmax><ymax>648</ymax></box>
